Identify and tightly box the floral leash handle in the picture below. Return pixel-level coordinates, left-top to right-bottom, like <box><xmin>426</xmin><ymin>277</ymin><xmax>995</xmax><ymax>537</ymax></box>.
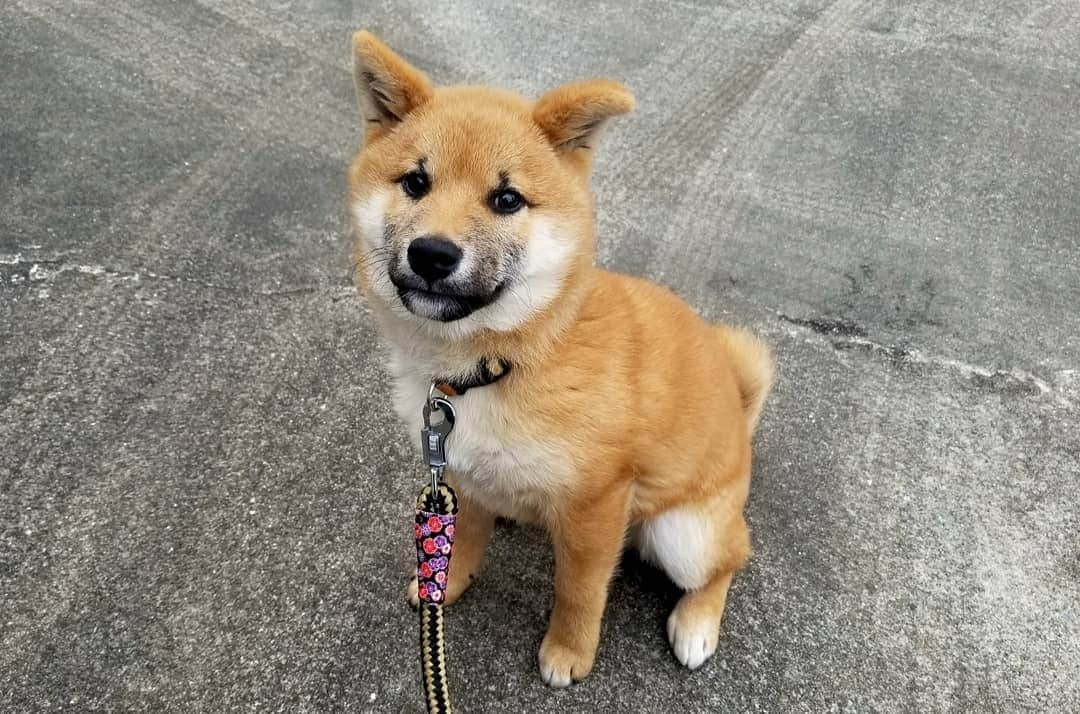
<box><xmin>415</xmin><ymin>387</ymin><xmax>457</xmax><ymax>714</ymax></box>
<box><xmin>415</xmin><ymin>505</ymin><xmax>456</xmax><ymax>604</ymax></box>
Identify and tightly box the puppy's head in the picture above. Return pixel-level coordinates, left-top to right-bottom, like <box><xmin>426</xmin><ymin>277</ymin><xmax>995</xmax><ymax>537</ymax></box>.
<box><xmin>348</xmin><ymin>31</ymin><xmax>633</xmax><ymax>338</ymax></box>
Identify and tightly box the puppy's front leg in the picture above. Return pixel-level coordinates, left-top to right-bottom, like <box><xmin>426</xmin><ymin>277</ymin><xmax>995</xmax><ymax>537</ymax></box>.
<box><xmin>539</xmin><ymin>486</ymin><xmax>630</xmax><ymax>687</ymax></box>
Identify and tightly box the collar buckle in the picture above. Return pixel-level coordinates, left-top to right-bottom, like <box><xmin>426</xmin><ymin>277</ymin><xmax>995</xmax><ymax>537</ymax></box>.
<box><xmin>433</xmin><ymin>356</ymin><xmax>512</xmax><ymax>397</ymax></box>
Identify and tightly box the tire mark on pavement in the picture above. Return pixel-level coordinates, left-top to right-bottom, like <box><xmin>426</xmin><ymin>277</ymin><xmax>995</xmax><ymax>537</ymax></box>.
<box><xmin>649</xmin><ymin>0</ymin><xmax>867</xmax><ymax>300</ymax></box>
<box><xmin>11</xmin><ymin>0</ymin><xmax>352</xmax><ymax>154</ymax></box>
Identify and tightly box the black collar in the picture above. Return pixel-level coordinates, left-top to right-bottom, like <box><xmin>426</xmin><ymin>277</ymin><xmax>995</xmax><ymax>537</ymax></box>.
<box><xmin>434</xmin><ymin>357</ymin><xmax>512</xmax><ymax>396</ymax></box>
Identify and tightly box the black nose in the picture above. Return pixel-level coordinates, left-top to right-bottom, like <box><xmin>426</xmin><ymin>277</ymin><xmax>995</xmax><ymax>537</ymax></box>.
<box><xmin>407</xmin><ymin>236</ymin><xmax>462</xmax><ymax>283</ymax></box>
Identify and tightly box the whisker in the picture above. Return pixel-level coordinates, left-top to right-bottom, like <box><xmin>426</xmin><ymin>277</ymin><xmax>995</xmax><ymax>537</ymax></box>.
<box><xmin>506</xmin><ymin>282</ymin><xmax>532</xmax><ymax>314</ymax></box>
<box><xmin>353</xmin><ymin>247</ymin><xmax>393</xmax><ymax>275</ymax></box>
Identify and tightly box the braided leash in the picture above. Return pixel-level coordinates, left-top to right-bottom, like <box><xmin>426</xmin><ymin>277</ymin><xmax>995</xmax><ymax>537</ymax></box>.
<box><xmin>414</xmin><ymin>387</ymin><xmax>457</xmax><ymax>713</ymax></box>
<box><xmin>415</xmin><ymin>483</ymin><xmax>456</xmax><ymax>713</ymax></box>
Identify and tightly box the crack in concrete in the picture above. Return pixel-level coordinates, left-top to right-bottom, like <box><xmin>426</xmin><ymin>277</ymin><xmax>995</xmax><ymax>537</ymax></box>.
<box><xmin>5</xmin><ymin>252</ymin><xmax>1071</xmax><ymax>405</ymax></box>
<box><xmin>778</xmin><ymin>313</ymin><xmax>1076</xmax><ymax>408</ymax></box>
<box><xmin>0</xmin><ymin>255</ymin><xmax>355</xmax><ymax>299</ymax></box>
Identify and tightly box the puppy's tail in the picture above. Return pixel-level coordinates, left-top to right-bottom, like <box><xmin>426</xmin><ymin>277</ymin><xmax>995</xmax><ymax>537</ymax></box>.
<box><xmin>715</xmin><ymin>325</ymin><xmax>775</xmax><ymax>435</ymax></box>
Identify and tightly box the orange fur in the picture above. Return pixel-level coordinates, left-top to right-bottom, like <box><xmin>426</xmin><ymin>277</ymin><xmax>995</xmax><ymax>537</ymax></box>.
<box><xmin>347</xmin><ymin>32</ymin><xmax>774</xmax><ymax>686</ymax></box>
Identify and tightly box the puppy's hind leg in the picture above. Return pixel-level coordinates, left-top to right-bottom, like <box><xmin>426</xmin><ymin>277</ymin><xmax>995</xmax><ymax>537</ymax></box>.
<box><xmin>637</xmin><ymin>502</ymin><xmax>750</xmax><ymax>669</ymax></box>
<box><xmin>666</xmin><ymin>568</ymin><xmax>737</xmax><ymax>669</ymax></box>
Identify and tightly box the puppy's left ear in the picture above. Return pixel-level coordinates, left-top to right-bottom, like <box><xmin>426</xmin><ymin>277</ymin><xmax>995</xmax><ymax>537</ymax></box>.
<box><xmin>352</xmin><ymin>31</ymin><xmax>433</xmax><ymax>141</ymax></box>
<box><xmin>533</xmin><ymin>79</ymin><xmax>635</xmax><ymax>170</ymax></box>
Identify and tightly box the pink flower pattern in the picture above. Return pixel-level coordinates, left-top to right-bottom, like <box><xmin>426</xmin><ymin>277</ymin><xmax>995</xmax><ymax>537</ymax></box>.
<box><xmin>415</xmin><ymin>509</ymin><xmax>455</xmax><ymax>605</ymax></box>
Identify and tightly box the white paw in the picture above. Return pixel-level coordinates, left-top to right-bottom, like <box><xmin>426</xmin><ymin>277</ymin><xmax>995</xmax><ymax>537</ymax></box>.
<box><xmin>539</xmin><ymin>656</ymin><xmax>573</xmax><ymax>688</ymax></box>
<box><xmin>406</xmin><ymin>577</ymin><xmax>419</xmax><ymax>608</ymax></box>
<box><xmin>666</xmin><ymin>608</ymin><xmax>719</xmax><ymax>670</ymax></box>
<box><xmin>538</xmin><ymin>636</ymin><xmax>592</xmax><ymax>688</ymax></box>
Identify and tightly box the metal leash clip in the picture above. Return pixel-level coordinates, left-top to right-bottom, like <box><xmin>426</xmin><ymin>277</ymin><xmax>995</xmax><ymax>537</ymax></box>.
<box><xmin>422</xmin><ymin>383</ymin><xmax>456</xmax><ymax>493</ymax></box>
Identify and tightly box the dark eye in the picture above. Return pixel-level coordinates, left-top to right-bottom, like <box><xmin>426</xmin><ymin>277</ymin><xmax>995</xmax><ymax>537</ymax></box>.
<box><xmin>400</xmin><ymin>170</ymin><xmax>430</xmax><ymax>199</ymax></box>
<box><xmin>490</xmin><ymin>189</ymin><xmax>525</xmax><ymax>215</ymax></box>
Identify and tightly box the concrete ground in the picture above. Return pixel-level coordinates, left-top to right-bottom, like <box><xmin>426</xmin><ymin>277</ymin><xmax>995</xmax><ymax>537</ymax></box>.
<box><xmin>2</xmin><ymin>1</ymin><xmax>1078</xmax><ymax>711</ymax></box>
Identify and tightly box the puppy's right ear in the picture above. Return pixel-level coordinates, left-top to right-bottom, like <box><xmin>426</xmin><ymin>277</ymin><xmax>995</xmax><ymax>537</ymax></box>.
<box><xmin>352</xmin><ymin>31</ymin><xmax>433</xmax><ymax>140</ymax></box>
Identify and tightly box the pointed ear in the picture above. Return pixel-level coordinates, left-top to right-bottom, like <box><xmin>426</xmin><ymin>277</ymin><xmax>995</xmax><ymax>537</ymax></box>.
<box><xmin>533</xmin><ymin>79</ymin><xmax>634</xmax><ymax>163</ymax></box>
<box><xmin>351</xmin><ymin>31</ymin><xmax>433</xmax><ymax>139</ymax></box>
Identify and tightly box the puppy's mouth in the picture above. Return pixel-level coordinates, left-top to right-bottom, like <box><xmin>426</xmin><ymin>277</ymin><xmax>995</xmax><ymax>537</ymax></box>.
<box><xmin>391</xmin><ymin>278</ymin><xmax>505</xmax><ymax>322</ymax></box>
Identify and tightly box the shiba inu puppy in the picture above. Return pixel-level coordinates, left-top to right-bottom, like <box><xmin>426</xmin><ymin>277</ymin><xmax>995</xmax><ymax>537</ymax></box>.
<box><xmin>347</xmin><ymin>31</ymin><xmax>774</xmax><ymax>687</ymax></box>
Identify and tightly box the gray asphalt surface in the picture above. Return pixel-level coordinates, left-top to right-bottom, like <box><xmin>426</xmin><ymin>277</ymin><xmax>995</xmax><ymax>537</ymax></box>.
<box><xmin>2</xmin><ymin>1</ymin><xmax>1078</xmax><ymax>711</ymax></box>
